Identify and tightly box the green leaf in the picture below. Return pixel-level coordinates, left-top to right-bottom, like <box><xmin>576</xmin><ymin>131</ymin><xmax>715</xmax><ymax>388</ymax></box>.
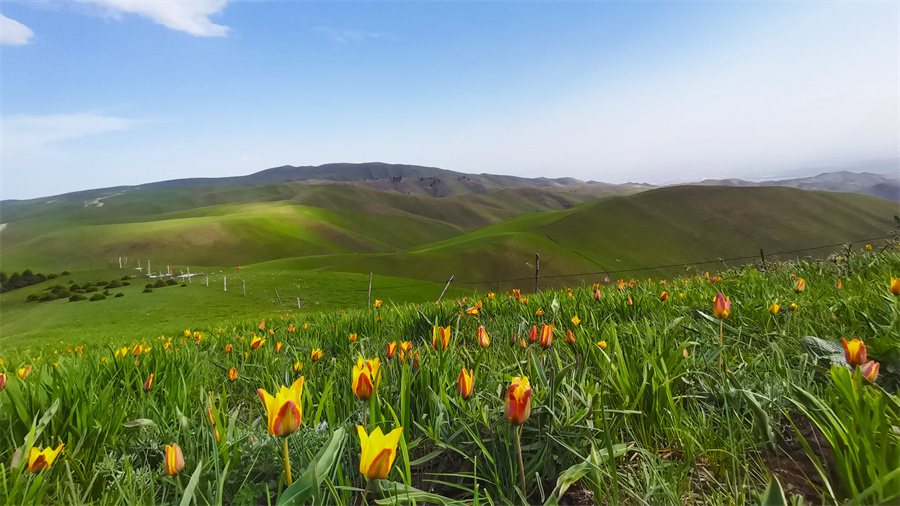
<box><xmin>758</xmin><ymin>476</ymin><xmax>787</xmax><ymax>506</ymax></box>
<box><xmin>373</xmin><ymin>480</ymin><xmax>467</xmax><ymax>505</ymax></box>
<box><xmin>179</xmin><ymin>459</ymin><xmax>203</xmax><ymax>506</ymax></box>
<box><xmin>277</xmin><ymin>427</ymin><xmax>347</xmax><ymax>506</ymax></box>
<box><xmin>123</xmin><ymin>418</ymin><xmax>156</xmax><ymax>428</ymax></box>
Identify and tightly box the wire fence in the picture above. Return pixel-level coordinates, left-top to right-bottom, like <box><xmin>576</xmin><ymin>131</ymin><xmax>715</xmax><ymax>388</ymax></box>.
<box><xmin>126</xmin><ymin>232</ymin><xmax>899</xmax><ymax>307</ymax></box>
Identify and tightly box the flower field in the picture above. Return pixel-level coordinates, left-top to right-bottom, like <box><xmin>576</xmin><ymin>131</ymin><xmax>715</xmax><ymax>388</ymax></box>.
<box><xmin>2</xmin><ymin>248</ymin><xmax>899</xmax><ymax>505</ymax></box>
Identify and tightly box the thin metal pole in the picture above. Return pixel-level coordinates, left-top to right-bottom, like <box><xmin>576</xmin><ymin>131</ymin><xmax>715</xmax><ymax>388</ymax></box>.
<box><xmin>436</xmin><ymin>275</ymin><xmax>454</xmax><ymax>304</ymax></box>
<box><xmin>534</xmin><ymin>251</ymin><xmax>540</xmax><ymax>292</ymax></box>
<box><xmin>367</xmin><ymin>273</ymin><xmax>373</xmax><ymax>307</ymax></box>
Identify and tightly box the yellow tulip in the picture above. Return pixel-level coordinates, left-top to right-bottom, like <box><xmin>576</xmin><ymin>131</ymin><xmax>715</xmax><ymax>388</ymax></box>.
<box><xmin>597</xmin><ymin>341</ymin><xmax>607</xmax><ymax>350</ymax></box>
<box><xmin>571</xmin><ymin>315</ymin><xmax>581</xmax><ymax>326</ymax></box>
<box><xmin>356</xmin><ymin>425</ymin><xmax>403</xmax><ymax>479</ymax></box>
<box><xmin>841</xmin><ymin>338</ymin><xmax>868</xmax><ymax>366</ymax></box>
<box><xmin>164</xmin><ymin>443</ymin><xmax>185</xmax><ymax>476</ymax></box>
<box><xmin>374</xmin><ymin>299</ymin><xmax>383</xmax><ymax>308</ymax></box>
<box><xmin>276</xmin><ymin>342</ymin><xmax>284</xmax><ymax>353</ymax></box>
<box><xmin>311</xmin><ymin>349</ymin><xmax>323</xmax><ymax>362</ymax></box>
<box><xmin>27</xmin><ymin>444</ymin><xmax>64</xmax><ymax>472</ymax></box>
<box><xmin>228</xmin><ymin>368</ymin><xmax>238</xmax><ymax>382</ymax></box>
<box><xmin>17</xmin><ymin>365</ymin><xmax>31</xmax><ymax>380</ymax></box>
<box><xmin>257</xmin><ymin>377</ymin><xmax>305</xmax><ymax>437</ymax></box>
<box><xmin>890</xmin><ymin>277</ymin><xmax>900</xmax><ymax>295</ymax></box>
<box><xmin>352</xmin><ymin>357</ymin><xmax>380</xmax><ymax>401</ymax></box>
<box><xmin>769</xmin><ymin>302</ymin><xmax>781</xmax><ymax>315</ymax></box>
<box><xmin>794</xmin><ymin>279</ymin><xmax>806</xmax><ymax>293</ymax></box>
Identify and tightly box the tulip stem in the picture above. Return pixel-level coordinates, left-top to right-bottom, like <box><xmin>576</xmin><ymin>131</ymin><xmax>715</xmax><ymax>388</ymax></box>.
<box><xmin>516</xmin><ymin>426</ymin><xmax>526</xmax><ymax>503</ymax></box>
<box><xmin>718</xmin><ymin>320</ymin><xmax>724</xmax><ymax>374</ymax></box>
<box><xmin>283</xmin><ymin>438</ymin><xmax>292</xmax><ymax>486</ymax></box>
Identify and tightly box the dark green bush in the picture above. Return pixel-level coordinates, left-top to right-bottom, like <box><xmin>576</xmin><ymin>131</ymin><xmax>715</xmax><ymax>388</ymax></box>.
<box><xmin>38</xmin><ymin>293</ymin><xmax>57</xmax><ymax>302</ymax></box>
<box><xmin>70</xmin><ymin>283</ymin><xmax>81</xmax><ymax>290</ymax></box>
<box><xmin>89</xmin><ymin>294</ymin><xmax>106</xmax><ymax>301</ymax></box>
<box><xmin>115</xmin><ymin>292</ymin><xmax>124</xmax><ymax>298</ymax></box>
<box><xmin>154</xmin><ymin>280</ymin><xmax>166</xmax><ymax>288</ymax></box>
<box><xmin>143</xmin><ymin>288</ymin><xmax>153</xmax><ymax>293</ymax></box>
<box><xmin>166</xmin><ymin>279</ymin><xmax>177</xmax><ymax>286</ymax></box>
<box><xmin>69</xmin><ymin>294</ymin><xmax>86</xmax><ymax>302</ymax></box>
<box><xmin>84</xmin><ymin>286</ymin><xmax>99</xmax><ymax>293</ymax></box>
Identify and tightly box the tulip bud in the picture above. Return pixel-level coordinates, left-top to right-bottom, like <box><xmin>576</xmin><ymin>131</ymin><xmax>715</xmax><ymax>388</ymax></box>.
<box><xmin>528</xmin><ymin>326</ymin><xmax>538</xmax><ymax>342</ymax></box>
<box><xmin>659</xmin><ymin>292</ymin><xmax>668</xmax><ymax>301</ymax></box>
<box><xmin>593</xmin><ymin>288</ymin><xmax>601</xmax><ymax>300</ymax></box>
<box><xmin>477</xmin><ymin>327</ymin><xmax>491</xmax><ymax>348</ymax></box>
<box><xmin>565</xmin><ymin>330</ymin><xmax>576</xmax><ymax>344</ymax></box>
<box><xmin>0</xmin><ymin>373</ymin><xmax>6</xmax><ymax>391</ymax></box>
<box><xmin>164</xmin><ymin>444</ymin><xmax>185</xmax><ymax>476</ymax></box>
<box><xmin>228</xmin><ymin>368</ymin><xmax>238</xmax><ymax>382</ymax></box>
<box><xmin>143</xmin><ymin>374</ymin><xmax>154</xmax><ymax>392</ymax></box>
<box><xmin>387</xmin><ymin>342</ymin><xmax>398</xmax><ymax>359</ymax></box>
<box><xmin>505</xmin><ymin>376</ymin><xmax>532</xmax><ymax>425</ymax></box>
<box><xmin>539</xmin><ymin>324</ymin><xmax>553</xmax><ymax>348</ymax></box>
<box><xmin>891</xmin><ymin>277</ymin><xmax>900</xmax><ymax>295</ymax></box>
<box><xmin>769</xmin><ymin>302</ymin><xmax>781</xmax><ymax>315</ymax></box>
<box><xmin>841</xmin><ymin>338</ymin><xmax>868</xmax><ymax>366</ymax></box>
<box><xmin>457</xmin><ymin>368</ymin><xmax>474</xmax><ymax>399</ymax></box>
<box><xmin>794</xmin><ymin>279</ymin><xmax>806</xmax><ymax>293</ymax></box>
<box><xmin>311</xmin><ymin>349</ymin><xmax>323</xmax><ymax>362</ymax></box>
<box><xmin>275</xmin><ymin>342</ymin><xmax>284</xmax><ymax>353</ymax></box>
<box><xmin>859</xmin><ymin>361</ymin><xmax>880</xmax><ymax>382</ymax></box>
<box><xmin>713</xmin><ymin>293</ymin><xmax>730</xmax><ymax>319</ymax></box>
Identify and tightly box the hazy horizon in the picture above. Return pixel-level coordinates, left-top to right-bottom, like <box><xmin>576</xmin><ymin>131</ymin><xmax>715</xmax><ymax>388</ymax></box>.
<box><xmin>2</xmin><ymin>1</ymin><xmax>898</xmax><ymax>200</ymax></box>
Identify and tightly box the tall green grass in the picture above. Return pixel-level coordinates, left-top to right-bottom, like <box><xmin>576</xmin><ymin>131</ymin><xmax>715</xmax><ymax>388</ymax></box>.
<box><xmin>1</xmin><ymin>246</ymin><xmax>898</xmax><ymax>505</ymax></box>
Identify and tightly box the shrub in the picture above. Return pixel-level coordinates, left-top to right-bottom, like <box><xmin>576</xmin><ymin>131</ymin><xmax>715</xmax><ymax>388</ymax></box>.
<box><xmin>61</xmin><ymin>270</ymin><xmax>70</xmax><ymax>275</ymax></box>
<box><xmin>69</xmin><ymin>294</ymin><xmax>86</xmax><ymax>302</ymax></box>
<box><xmin>55</xmin><ymin>289</ymin><xmax>71</xmax><ymax>298</ymax></box>
<box><xmin>154</xmin><ymin>280</ymin><xmax>166</xmax><ymax>288</ymax></box>
<box><xmin>26</xmin><ymin>294</ymin><xmax>39</xmax><ymax>302</ymax></box>
<box><xmin>166</xmin><ymin>279</ymin><xmax>177</xmax><ymax>286</ymax></box>
<box><xmin>97</xmin><ymin>281</ymin><xmax>108</xmax><ymax>286</ymax></box>
<box><xmin>84</xmin><ymin>286</ymin><xmax>99</xmax><ymax>293</ymax></box>
<box><xmin>123</xmin><ymin>282</ymin><xmax>131</xmax><ymax>286</ymax></box>
<box><xmin>181</xmin><ymin>283</ymin><xmax>188</xmax><ymax>287</ymax></box>
<box><xmin>38</xmin><ymin>293</ymin><xmax>57</xmax><ymax>302</ymax></box>
<box><xmin>145</xmin><ymin>283</ymin><xmax>154</xmax><ymax>289</ymax></box>
<box><xmin>89</xmin><ymin>294</ymin><xmax>106</xmax><ymax>301</ymax></box>
<box><xmin>70</xmin><ymin>283</ymin><xmax>81</xmax><ymax>290</ymax></box>
<box><xmin>121</xmin><ymin>275</ymin><xmax>130</xmax><ymax>281</ymax></box>
<box><xmin>107</xmin><ymin>280</ymin><xmax>121</xmax><ymax>288</ymax></box>
<box><xmin>47</xmin><ymin>273</ymin><xmax>58</xmax><ymax>279</ymax></box>
<box><xmin>115</xmin><ymin>292</ymin><xmax>124</xmax><ymax>298</ymax></box>
<box><xmin>143</xmin><ymin>288</ymin><xmax>153</xmax><ymax>293</ymax></box>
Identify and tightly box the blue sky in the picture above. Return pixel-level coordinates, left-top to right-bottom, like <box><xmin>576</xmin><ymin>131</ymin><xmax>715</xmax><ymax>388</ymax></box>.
<box><xmin>1</xmin><ymin>1</ymin><xmax>897</xmax><ymax>200</ymax></box>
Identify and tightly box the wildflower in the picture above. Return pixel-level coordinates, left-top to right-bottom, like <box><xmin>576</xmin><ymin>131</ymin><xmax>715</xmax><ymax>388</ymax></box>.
<box><xmin>258</xmin><ymin>320</ymin><xmax>266</xmax><ymax>331</ymax></box>
<box><xmin>0</xmin><ymin>373</ymin><xmax>5</xmax><ymax>391</ymax></box>
<box><xmin>432</xmin><ymin>326</ymin><xmax>451</xmax><ymax>350</ymax></box>
<box><xmin>288</xmin><ymin>324</ymin><xmax>295</xmax><ymax>332</ymax></box>
<box><xmin>539</xmin><ymin>324</ymin><xmax>553</xmax><ymax>348</ymax></box>
<box><xmin>349</xmin><ymin>333</ymin><xmax>357</xmax><ymax>342</ymax></box>
<box><xmin>184</xmin><ymin>330</ymin><xmax>191</xmax><ymax>337</ymax></box>
<box><xmin>713</xmin><ymin>293</ymin><xmax>730</xmax><ymax>319</ymax></box>
<box><xmin>617</xmin><ymin>280</ymin><xmax>626</xmax><ymax>290</ymax></box>
<box><xmin>769</xmin><ymin>302</ymin><xmax>781</xmax><ymax>314</ymax></box>
<box><xmin>400</xmin><ymin>341</ymin><xmax>412</xmax><ymax>354</ymax></box>
<box><xmin>593</xmin><ymin>288</ymin><xmax>601</xmax><ymax>300</ymax></box>
<box><xmin>276</xmin><ymin>342</ymin><xmax>284</xmax><ymax>353</ymax></box>
<box><xmin>143</xmin><ymin>374</ymin><xmax>154</xmax><ymax>392</ymax></box>
<box><xmin>457</xmin><ymin>368</ymin><xmax>474</xmax><ymax>399</ymax></box>
<box><xmin>293</xmin><ymin>361</ymin><xmax>303</xmax><ymax>373</ymax></box>
<box><xmin>597</xmin><ymin>341</ymin><xmax>607</xmax><ymax>350</ymax></box>
<box><xmin>565</xmin><ymin>330</ymin><xmax>575</xmax><ymax>344</ymax></box>
<box><xmin>488</xmin><ymin>293</ymin><xmax>495</xmax><ymax>300</ymax></box>
<box><xmin>890</xmin><ymin>277</ymin><xmax>900</xmax><ymax>295</ymax></box>
<box><xmin>627</xmin><ymin>297</ymin><xmax>633</xmax><ymax>306</ymax></box>
<box><xmin>352</xmin><ymin>357</ymin><xmax>380</xmax><ymax>401</ymax></box>
<box><xmin>659</xmin><ymin>291</ymin><xmax>668</xmax><ymax>301</ymax></box>
<box><xmin>386</xmin><ymin>341</ymin><xmax>399</xmax><ymax>359</ymax></box>
<box><xmin>356</xmin><ymin>425</ymin><xmax>403</xmax><ymax>480</ymax></box>
<box><xmin>794</xmin><ymin>279</ymin><xmax>806</xmax><ymax>293</ymax></box>
<box><xmin>841</xmin><ymin>338</ymin><xmax>867</xmax><ymax>366</ymax></box>
<box><xmin>250</xmin><ymin>336</ymin><xmax>265</xmax><ymax>350</ymax></box>
<box><xmin>132</xmin><ymin>344</ymin><xmax>144</xmax><ymax>356</ymax></box>
<box><xmin>225</xmin><ymin>344</ymin><xmax>232</xmax><ymax>353</ymax></box>
<box><xmin>374</xmin><ymin>299</ymin><xmax>383</xmax><ymax>308</ymax></box>
<box><xmin>535</xmin><ymin>308</ymin><xmax>544</xmax><ymax>316</ymax></box>
<box><xmin>519</xmin><ymin>339</ymin><xmax>527</xmax><ymax>349</ymax></box>
<box><xmin>528</xmin><ymin>325</ymin><xmax>538</xmax><ymax>342</ymax></box>
<box><xmin>571</xmin><ymin>315</ymin><xmax>581</xmax><ymax>326</ymax></box>
<box><xmin>683</xmin><ymin>348</ymin><xmax>689</xmax><ymax>359</ymax></box>
<box><xmin>835</xmin><ymin>279</ymin><xmax>843</xmax><ymax>290</ymax></box>
<box><xmin>477</xmin><ymin>326</ymin><xmax>491</xmax><ymax>348</ymax></box>
<box><xmin>164</xmin><ymin>443</ymin><xmax>185</xmax><ymax>476</ymax></box>
<box><xmin>228</xmin><ymin>368</ymin><xmax>238</xmax><ymax>382</ymax></box>
<box><xmin>303</xmin><ymin>323</ymin><xmax>308</xmax><ymax>330</ymax></box>
<box><xmin>27</xmin><ymin>444</ymin><xmax>64</xmax><ymax>473</ymax></box>
<box><xmin>789</xmin><ymin>303</ymin><xmax>799</xmax><ymax>311</ymax></box>
<box><xmin>505</xmin><ymin>376</ymin><xmax>533</xmax><ymax>425</ymax></box>
<box><xmin>865</xmin><ymin>244</ymin><xmax>872</xmax><ymax>251</ymax></box>
<box><xmin>257</xmin><ymin>377</ymin><xmax>305</xmax><ymax>437</ymax></box>
<box><xmin>17</xmin><ymin>365</ymin><xmax>31</xmax><ymax>380</ymax></box>
<box><xmin>311</xmin><ymin>349</ymin><xmax>323</xmax><ymax>362</ymax></box>
<box><xmin>466</xmin><ymin>301</ymin><xmax>482</xmax><ymax>316</ymax></box>
<box><xmin>512</xmin><ymin>289</ymin><xmax>522</xmax><ymax>301</ymax></box>
<box><xmin>859</xmin><ymin>361</ymin><xmax>880</xmax><ymax>382</ymax></box>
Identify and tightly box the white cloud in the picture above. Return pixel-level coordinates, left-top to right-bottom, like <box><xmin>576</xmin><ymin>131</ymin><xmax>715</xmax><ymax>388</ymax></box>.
<box><xmin>1</xmin><ymin>112</ymin><xmax>135</xmax><ymax>153</ymax></box>
<box><xmin>0</xmin><ymin>13</ymin><xmax>35</xmax><ymax>45</ymax></box>
<box><xmin>313</xmin><ymin>27</ymin><xmax>385</xmax><ymax>44</ymax></box>
<box><xmin>79</xmin><ymin>0</ymin><xmax>230</xmax><ymax>37</ymax></box>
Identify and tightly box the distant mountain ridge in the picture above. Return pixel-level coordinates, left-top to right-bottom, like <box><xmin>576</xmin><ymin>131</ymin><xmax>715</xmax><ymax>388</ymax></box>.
<box><xmin>693</xmin><ymin>170</ymin><xmax>900</xmax><ymax>201</ymax></box>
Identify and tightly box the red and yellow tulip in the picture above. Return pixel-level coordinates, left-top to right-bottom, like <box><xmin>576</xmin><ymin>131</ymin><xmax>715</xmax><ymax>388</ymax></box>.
<box><xmin>795</xmin><ymin>279</ymin><xmax>806</xmax><ymax>293</ymax></box>
<box><xmin>457</xmin><ymin>368</ymin><xmax>474</xmax><ymax>399</ymax></box>
<box><xmin>841</xmin><ymin>338</ymin><xmax>867</xmax><ymax>366</ymax></box>
<box><xmin>225</xmin><ymin>344</ymin><xmax>232</xmax><ymax>353</ymax></box>
<box><xmin>565</xmin><ymin>330</ymin><xmax>575</xmax><ymax>344</ymax></box>
<box><xmin>356</xmin><ymin>425</ymin><xmax>403</xmax><ymax>479</ymax></box>
<box><xmin>250</xmin><ymin>335</ymin><xmax>265</xmax><ymax>350</ymax></box>
<box><xmin>505</xmin><ymin>376</ymin><xmax>532</xmax><ymax>425</ymax></box>
<box><xmin>27</xmin><ymin>444</ymin><xmax>64</xmax><ymax>473</ymax></box>
<box><xmin>311</xmin><ymin>349</ymin><xmax>323</xmax><ymax>362</ymax></box>
<box><xmin>432</xmin><ymin>326</ymin><xmax>451</xmax><ymax>350</ymax></box>
<box><xmin>275</xmin><ymin>342</ymin><xmax>284</xmax><ymax>353</ymax></box>
<box><xmin>164</xmin><ymin>443</ymin><xmax>185</xmax><ymax>476</ymax></box>
<box><xmin>835</xmin><ymin>279</ymin><xmax>843</xmax><ymax>290</ymax></box>
<box><xmin>713</xmin><ymin>293</ymin><xmax>730</xmax><ymax>319</ymax></box>
<box><xmin>143</xmin><ymin>374</ymin><xmax>154</xmax><ymax>392</ymax></box>
<box><xmin>477</xmin><ymin>327</ymin><xmax>491</xmax><ymax>348</ymax></box>
<box><xmin>17</xmin><ymin>365</ymin><xmax>31</xmax><ymax>380</ymax></box>
<box><xmin>593</xmin><ymin>288</ymin><xmax>602</xmax><ymax>300</ymax></box>
<box><xmin>860</xmin><ymin>361</ymin><xmax>880</xmax><ymax>383</ymax></box>
<box><xmin>539</xmin><ymin>324</ymin><xmax>553</xmax><ymax>348</ymax></box>
<box><xmin>374</xmin><ymin>299</ymin><xmax>383</xmax><ymax>308</ymax></box>
<box><xmin>659</xmin><ymin>291</ymin><xmax>668</xmax><ymax>301</ymax></box>
<box><xmin>535</xmin><ymin>308</ymin><xmax>544</xmax><ymax>316</ymax></box>
<box><xmin>228</xmin><ymin>368</ymin><xmax>238</xmax><ymax>382</ymax></box>
<box><xmin>597</xmin><ymin>341</ymin><xmax>607</xmax><ymax>350</ymax></box>
<box><xmin>528</xmin><ymin>325</ymin><xmax>538</xmax><ymax>342</ymax></box>
<box><xmin>349</xmin><ymin>333</ymin><xmax>357</xmax><ymax>342</ymax></box>
<box><xmin>352</xmin><ymin>357</ymin><xmax>380</xmax><ymax>401</ymax></box>
<box><xmin>257</xmin><ymin>377</ymin><xmax>305</xmax><ymax>437</ymax></box>
<box><xmin>0</xmin><ymin>373</ymin><xmax>6</xmax><ymax>391</ymax></box>
<box><xmin>386</xmin><ymin>342</ymin><xmax>398</xmax><ymax>359</ymax></box>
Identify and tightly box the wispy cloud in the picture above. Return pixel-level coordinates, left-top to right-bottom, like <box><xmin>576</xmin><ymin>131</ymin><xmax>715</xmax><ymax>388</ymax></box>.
<box><xmin>313</xmin><ymin>26</ymin><xmax>386</xmax><ymax>44</ymax></box>
<box><xmin>1</xmin><ymin>112</ymin><xmax>135</xmax><ymax>153</ymax></box>
<box><xmin>77</xmin><ymin>0</ymin><xmax>230</xmax><ymax>37</ymax></box>
<box><xmin>0</xmin><ymin>13</ymin><xmax>35</xmax><ymax>45</ymax></box>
